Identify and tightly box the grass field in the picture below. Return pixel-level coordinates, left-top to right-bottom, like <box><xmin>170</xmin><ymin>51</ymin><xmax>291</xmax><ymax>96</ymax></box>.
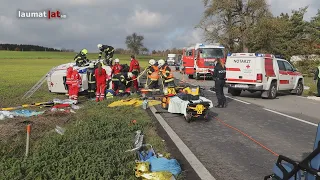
<box><xmin>0</xmin><ymin>51</ymin><xmax>186</xmax><ymax>179</ymax></box>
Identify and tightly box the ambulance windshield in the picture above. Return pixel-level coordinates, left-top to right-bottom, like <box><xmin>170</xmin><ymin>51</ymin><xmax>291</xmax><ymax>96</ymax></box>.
<box><xmin>199</xmin><ymin>48</ymin><xmax>224</xmax><ymax>59</ymax></box>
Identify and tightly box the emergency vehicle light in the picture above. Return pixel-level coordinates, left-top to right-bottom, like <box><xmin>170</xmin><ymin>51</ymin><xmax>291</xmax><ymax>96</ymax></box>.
<box><xmin>227</xmin><ymin>53</ymin><xmax>232</xmax><ymax>56</ymax></box>
<box><xmin>199</xmin><ymin>44</ymin><xmax>205</xmax><ymax>47</ymax></box>
<box><xmin>255</xmin><ymin>53</ymin><xmax>264</xmax><ymax>57</ymax></box>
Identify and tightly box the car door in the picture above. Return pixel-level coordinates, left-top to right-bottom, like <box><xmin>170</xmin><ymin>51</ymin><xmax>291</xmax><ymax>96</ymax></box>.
<box><xmin>277</xmin><ymin>60</ymin><xmax>291</xmax><ymax>90</ymax></box>
<box><xmin>283</xmin><ymin>61</ymin><xmax>296</xmax><ymax>89</ymax></box>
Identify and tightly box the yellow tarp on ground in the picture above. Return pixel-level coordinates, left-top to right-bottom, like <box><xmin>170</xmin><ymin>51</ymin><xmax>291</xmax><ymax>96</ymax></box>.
<box><xmin>107</xmin><ymin>98</ymin><xmax>161</xmax><ymax>107</ymax></box>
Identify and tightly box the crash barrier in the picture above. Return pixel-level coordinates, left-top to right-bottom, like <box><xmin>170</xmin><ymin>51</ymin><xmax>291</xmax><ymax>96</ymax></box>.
<box><xmin>126</xmin><ymin>130</ymin><xmax>182</xmax><ymax>179</ymax></box>
<box><xmin>264</xmin><ymin>123</ymin><xmax>320</xmax><ymax>180</ymax></box>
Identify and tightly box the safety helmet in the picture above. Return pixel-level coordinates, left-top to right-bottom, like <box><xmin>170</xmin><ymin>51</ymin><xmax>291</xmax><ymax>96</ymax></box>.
<box><xmin>114</xmin><ymin>58</ymin><xmax>120</xmax><ymax>63</ymax></box>
<box><xmin>89</xmin><ymin>63</ymin><xmax>94</xmax><ymax>68</ymax></box>
<box><xmin>97</xmin><ymin>44</ymin><xmax>103</xmax><ymax>49</ymax></box>
<box><xmin>81</xmin><ymin>49</ymin><xmax>88</xmax><ymax>55</ymax></box>
<box><xmin>149</xmin><ymin>59</ymin><xmax>155</xmax><ymax>65</ymax></box>
<box><xmin>158</xmin><ymin>59</ymin><xmax>165</xmax><ymax>67</ymax></box>
<box><xmin>127</xmin><ymin>72</ymin><xmax>133</xmax><ymax>78</ymax></box>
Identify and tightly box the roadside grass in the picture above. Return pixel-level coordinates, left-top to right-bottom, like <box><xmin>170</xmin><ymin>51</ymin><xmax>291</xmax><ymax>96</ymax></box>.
<box><xmin>0</xmin><ymin>51</ymin><xmax>177</xmax><ymax>179</ymax></box>
<box><xmin>303</xmin><ymin>76</ymin><xmax>317</xmax><ymax>96</ymax></box>
<box><xmin>0</xmin><ymin>98</ymin><xmax>167</xmax><ymax>179</ymax></box>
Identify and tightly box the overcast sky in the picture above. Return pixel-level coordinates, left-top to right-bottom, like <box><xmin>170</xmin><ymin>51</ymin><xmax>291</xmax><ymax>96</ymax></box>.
<box><xmin>0</xmin><ymin>0</ymin><xmax>319</xmax><ymax>52</ymax></box>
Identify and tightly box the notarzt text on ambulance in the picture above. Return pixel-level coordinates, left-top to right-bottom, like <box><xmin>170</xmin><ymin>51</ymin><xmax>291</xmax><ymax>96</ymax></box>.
<box><xmin>233</xmin><ymin>59</ymin><xmax>251</xmax><ymax>63</ymax></box>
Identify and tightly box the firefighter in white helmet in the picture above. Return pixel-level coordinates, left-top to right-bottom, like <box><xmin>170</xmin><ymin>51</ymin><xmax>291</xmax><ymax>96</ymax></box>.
<box><xmin>146</xmin><ymin>59</ymin><xmax>159</xmax><ymax>89</ymax></box>
<box><xmin>158</xmin><ymin>59</ymin><xmax>175</xmax><ymax>87</ymax></box>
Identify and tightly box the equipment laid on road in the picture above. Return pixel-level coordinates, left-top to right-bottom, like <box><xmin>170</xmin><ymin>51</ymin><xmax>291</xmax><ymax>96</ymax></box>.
<box><xmin>182</xmin><ymin>43</ymin><xmax>226</xmax><ymax>80</ymax></box>
<box><xmin>264</xmin><ymin>123</ymin><xmax>320</xmax><ymax>180</ymax></box>
<box><xmin>161</xmin><ymin>86</ymin><xmax>213</xmax><ymax>122</ymax></box>
<box><xmin>225</xmin><ymin>53</ymin><xmax>304</xmax><ymax>99</ymax></box>
<box><xmin>47</xmin><ymin>60</ymin><xmax>112</xmax><ymax>94</ymax></box>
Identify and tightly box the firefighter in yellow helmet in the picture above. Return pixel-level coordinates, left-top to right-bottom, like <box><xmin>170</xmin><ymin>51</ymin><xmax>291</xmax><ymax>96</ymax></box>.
<box><xmin>158</xmin><ymin>59</ymin><xmax>175</xmax><ymax>87</ymax></box>
<box><xmin>147</xmin><ymin>59</ymin><xmax>159</xmax><ymax>89</ymax></box>
<box><xmin>74</xmin><ymin>48</ymin><xmax>89</xmax><ymax>67</ymax></box>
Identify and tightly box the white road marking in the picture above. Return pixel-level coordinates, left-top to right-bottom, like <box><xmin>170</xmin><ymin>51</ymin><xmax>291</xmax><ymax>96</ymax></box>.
<box><xmin>207</xmin><ymin>90</ymin><xmax>251</xmax><ymax>105</ymax></box>
<box><xmin>150</xmin><ymin>106</ymin><xmax>216</xmax><ymax>180</ymax></box>
<box><xmin>263</xmin><ymin>108</ymin><xmax>318</xmax><ymax>127</ymax></box>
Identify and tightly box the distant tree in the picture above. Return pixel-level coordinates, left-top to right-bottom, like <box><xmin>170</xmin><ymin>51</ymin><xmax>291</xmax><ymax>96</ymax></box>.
<box><xmin>125</xmin><ymin>33</ymin><xmax>146</xmax><ymax>55</ymax></box>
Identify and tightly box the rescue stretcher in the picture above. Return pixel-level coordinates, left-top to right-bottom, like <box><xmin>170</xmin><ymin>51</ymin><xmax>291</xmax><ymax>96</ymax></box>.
<box><xmin>161</xmin><ymin>86</ymin><xmax>213</xmax><ymax>123</ymax></box>
<box><xmin>264</xmin><ymin>123</ymin><xmax>320</xmax><ymax>180</ymax></box>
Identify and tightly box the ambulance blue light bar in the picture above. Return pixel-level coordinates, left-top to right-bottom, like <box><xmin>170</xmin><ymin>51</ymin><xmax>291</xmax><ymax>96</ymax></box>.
<box><xmin>199</xmin><ymin>44</ymin><xmax>205</xmax><ymax>47</ymax></box>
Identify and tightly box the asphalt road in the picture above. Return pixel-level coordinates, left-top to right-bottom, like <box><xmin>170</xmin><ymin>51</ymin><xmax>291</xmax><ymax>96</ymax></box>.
<box><xmin>152</xmin><ymin>70</ymin><xmax>320</xmax><ymax>180</ymax></box>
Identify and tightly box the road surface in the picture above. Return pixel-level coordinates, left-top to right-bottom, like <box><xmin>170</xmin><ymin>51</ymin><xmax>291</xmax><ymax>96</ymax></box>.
<box><xmin>151</xmin><ymin>71</ymin><xmax>320</xmax><ymax>180</ymax></box>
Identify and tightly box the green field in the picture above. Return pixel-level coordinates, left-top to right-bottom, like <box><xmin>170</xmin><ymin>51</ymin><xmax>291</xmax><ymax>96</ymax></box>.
<box><xmin>0</xmin><ymin>51</ymin><xmax>184</xmax><ymax>179</ymax></box>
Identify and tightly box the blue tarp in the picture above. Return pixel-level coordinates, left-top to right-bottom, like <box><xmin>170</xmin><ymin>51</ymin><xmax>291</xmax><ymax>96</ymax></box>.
<box><xmin>12</xmin><ymin>110</ymin><xmax>45</xmax><ymax>117</ymax></box>
<box><xmin>146</xmin><ymin>156</ymin><xmax>182</xmax><ymax>176</ymax></box>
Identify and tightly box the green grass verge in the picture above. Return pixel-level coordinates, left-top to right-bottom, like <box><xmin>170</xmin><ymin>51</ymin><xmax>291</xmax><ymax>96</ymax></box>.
<box><xmin>303</xmin><ymin>76</ymin><xmax>317</xmax><ymax>96</ymax></box>
<box><xmin>0</xmin><ymin>98</ymin><xmax>167</xmax><ymax>179</ymax></box>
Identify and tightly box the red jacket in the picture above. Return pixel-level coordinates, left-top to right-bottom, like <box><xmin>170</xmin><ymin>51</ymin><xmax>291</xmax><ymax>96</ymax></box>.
<box><xmin>95</xmin><ymin>68</ymin><xmax>107</xmax><ymax>84</ymax></box>
<box><xmin>66</xmin><ymin>67</ymin><xmax>73</xmax><ymax>85</ymax></box>
<box><xmin>70</xmin><ymin>70</ymin><xmax>81</xmax><ymax>86</ymax></box>
<box><xmin>129</xmin><ymin>59</ymin><xmax>140</xmax><ymax>73</ymax></box>
<box><xmin>112</xmin><ymin>64</ymin><xmax>122</xmax><ymax>75</ymax></box>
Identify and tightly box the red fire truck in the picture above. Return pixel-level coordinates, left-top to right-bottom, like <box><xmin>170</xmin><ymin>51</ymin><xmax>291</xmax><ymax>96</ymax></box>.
<box><xmin>182</xmin><ymin>43</ymin><xmax>226</xmax><ymax>79</ymax></box>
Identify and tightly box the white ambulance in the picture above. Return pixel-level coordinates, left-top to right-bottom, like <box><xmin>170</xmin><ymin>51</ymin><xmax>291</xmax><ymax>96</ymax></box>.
<box><xmin>225</xmin><ymin>53</ymin><xmax>304</xmax><ymax>99</ymax></box>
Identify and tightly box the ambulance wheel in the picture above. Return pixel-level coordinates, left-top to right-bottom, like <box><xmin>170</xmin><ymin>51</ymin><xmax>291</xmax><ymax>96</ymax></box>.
<box><xmin>188</xmin><ymin>75</ymin><xmax>193</xmax><ymax>79</ymax></box>
<box><xmin>185</xmin><ymin>112</ymin><xmax>192</xmax><ymax>123</ymax></box>
<box><xmin>161</xmin><ymin>97</ymin><xmax>168</xmax><ymax>109</ymax></box>
<box><xmin>267</xmin><ymin>82</ymin><xmax>277</xmax><ymax>99</ymax></box>
<box><xmin>295</xmin><ymin>80</ymin><xmax>304</xmax><ymax>96</ymax></box>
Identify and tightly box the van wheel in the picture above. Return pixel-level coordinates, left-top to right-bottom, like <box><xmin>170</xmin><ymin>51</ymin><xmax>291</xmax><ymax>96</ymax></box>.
<box><xmin>267</xmin><ymin>82</ymin><xmax>277</xmax><ymax>99</ymax></box>
<box><xmin>295</xmin><ymin>80</ymin><xmax>304</xmax><ymax>96</ymax></box>
<box><xmin>188</xmin><ymin>74</ymin><xmax>193</xmax><ymax>79</ymax></box>
<box><xmin>175</xmin><ymin>67</ymin><xmax>179</xmax><ymax>71</ymax></box>
<box><xmin>229</xmin><ymin>88</ymin><xmax>241</xmax><ymax>96</ymax></box>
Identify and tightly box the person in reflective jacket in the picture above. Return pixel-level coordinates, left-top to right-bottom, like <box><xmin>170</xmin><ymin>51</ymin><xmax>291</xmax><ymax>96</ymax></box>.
<box><xmin>112</xmin><ymin>72</ymin><xmax>133</xmax><ymax>96</ymax></box>
<box><xmin>147</xmin><ymin>59</ymin><xmax>160</xmax><ymax>89</ymax></box>
<box><xmin>97</xmin><ymin>44</ymin><xmax>114</xmax><ymax>66</ymax></box>
<box><xmin>74</xmin><ymin>49</ymin><xmax>89</xmax><ymax>67</ymax></box>
<box><xmin>212</xmin><ymin>58</ymin><xmax>226</xmax><ymax>108</ymax></box>
<box><xmin>158</xmin><ymin>59</ymin><xmax>175</xmax><ymax>87</ymax></box>
<box><xmin>86</xmin><ymin>63</ymin><xmax>96</xmax><ymax>99</ymax></box>
<box><xmin>94</xmin><ymin>62</ymin><xmax>108</xmax><ymax>102</ymax></box>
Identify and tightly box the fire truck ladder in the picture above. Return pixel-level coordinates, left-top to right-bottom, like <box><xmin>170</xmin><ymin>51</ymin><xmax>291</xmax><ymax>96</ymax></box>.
<box><xmin>22</xmin><ymin>67</ymin><xmax>55</xmax><ymax>99</ymax></box>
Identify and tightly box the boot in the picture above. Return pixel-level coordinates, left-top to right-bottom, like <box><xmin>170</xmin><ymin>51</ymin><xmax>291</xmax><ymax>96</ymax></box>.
<box><xmin>215</xmin><ymin>104</ymin><xmax>222</xmax><ymax>108</ymax></box>
<box><xmin>96</xmin><ymin>97</ymin><xmax>99</xmax><ymax>102</ymax></box>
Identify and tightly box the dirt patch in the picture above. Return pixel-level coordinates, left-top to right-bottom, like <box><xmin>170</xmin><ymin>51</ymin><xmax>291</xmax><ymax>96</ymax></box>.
<box><xmin>0</xmin><ymin>110</ymin><xmax>73</xmax><ymax>144</ymax></box>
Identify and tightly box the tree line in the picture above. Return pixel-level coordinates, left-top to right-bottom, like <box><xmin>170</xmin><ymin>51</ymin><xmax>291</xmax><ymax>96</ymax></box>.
<box><xmin>197</xmin><ymin>1</ymin><xmax>320</xmax><ymax>60</ymax></box>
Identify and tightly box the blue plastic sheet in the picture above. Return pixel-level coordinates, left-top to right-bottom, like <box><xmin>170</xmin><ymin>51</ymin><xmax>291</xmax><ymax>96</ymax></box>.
<box><xmin>12</xmin><ymin>110</ymin><xmax>45</xmax><ymax>117</ymax></box>
<box><xmin>146</xmin><ymin>156</ymin><xmax>182</xmax><ymax>176</ymax></box>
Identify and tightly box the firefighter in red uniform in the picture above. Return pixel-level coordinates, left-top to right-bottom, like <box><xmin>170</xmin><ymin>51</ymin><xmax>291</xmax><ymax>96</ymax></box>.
<box><xmin>147</xmin><ymin>59</ymin><xmax>159</xmax><ymax>89</ymax></box>
<box><xmin>70</xmin><ymin>67</ymin><xmax>82</xmax><ymax>103</ymax></box>
<box><xmin>94</xmin><ymin>62</ymin><xmax>108</xmax><ymax>102</ymax></box>
<box><xmin>158</xmin><ymin>59</ymin><xmax>175</xmax><ymax>87</ymax></box>
<box><xmin>129</xmin><ymin>55</ymin><xmax>140</xmax><ymax>92</ymax></box>
<box><xmin>66</xmin><ymin>64</ymin><xmax>73</xmax><ymax>97</ymax></box>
